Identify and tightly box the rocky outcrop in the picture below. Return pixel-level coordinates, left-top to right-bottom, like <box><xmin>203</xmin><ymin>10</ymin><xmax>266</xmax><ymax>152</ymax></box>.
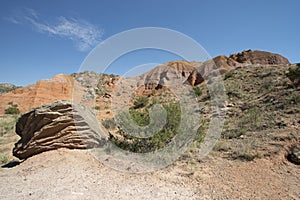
<box><xmin>13</xmin><ymin>100</ymin><xmax>108</xmax><ymax>159</ymax></box>
<box><xmin>136</xmin><ymin>50</ymin><xmax>290</xmax><ymax>91</ymax></box>
<box><xmin>0</xmin><ymin>74</ymin><xmax>83</xmax><ymax>115</ymax></box>
<box><xmin>0</xmin><ymin>83</ymin><xmax>19</xmax><ymax>94</ymax></box>
<box><xmin>186</xmin><ymin>50</ymin><xmax>290</xmax><ymax>87</ymax></box>
<box><xmin>0</xmin><ymin>50</ymin><xmax>290</xmax><ymax>116</ymax></box>
<box><xmin>138</xmin><ymin>60</ymin><xmax>199</xmax><ymax>90</ymax></box>
<box><xmin>229</xmin><ymin>50</ymin><xmax>290</xmax><ymax>65</ymax></box>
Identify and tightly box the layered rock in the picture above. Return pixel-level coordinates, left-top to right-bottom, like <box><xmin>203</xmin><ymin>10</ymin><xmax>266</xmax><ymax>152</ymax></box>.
<box><xmin>0</xmin><ymin>50</ymin><xmax>291</xmax><ymax>116</ymax></box>
<box><xmin>13</xmin><ymin>100</ymin><xmax>108</xmax><ymax>159</ymax></box>
<box><xmin>186</xmin><ymin>50</ymin><xmax>290</xmax><ymax>87</ymax></box>
<box><xmin>138</xmin><ymin>60</ymin><xmax>199</xmax><ymax>90</ymax></box>
<box><xmin>229</xmin><ymin>49</ymin><xmax>290</xmax><ymax>65</ymax></box>
<box><xmin>135</xmin><ymin>50</ymin><xmax>290</xmax><ymax>91</ymax></box>
<box><xmin>0</xmin><ymin>74</ymin><xmax>83</xmax><ymax>115</ymax></box>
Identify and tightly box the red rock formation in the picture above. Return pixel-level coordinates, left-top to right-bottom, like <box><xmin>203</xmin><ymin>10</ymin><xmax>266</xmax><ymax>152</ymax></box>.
<box><xmin>229</xmin><ymin>50</ymin><xmax>290</xmax><ymax>65</ymax></box>
<box><xmin>0</xmin><ymin>74</ymin><xmax>81</xmax><ymax>115</ymax></box>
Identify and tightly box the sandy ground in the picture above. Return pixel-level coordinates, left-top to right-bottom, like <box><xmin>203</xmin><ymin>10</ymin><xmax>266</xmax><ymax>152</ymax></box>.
<box><xmin>0</xmin><ymin>148</ymin><xmax>299</xmax><ymax>200</ymax></box>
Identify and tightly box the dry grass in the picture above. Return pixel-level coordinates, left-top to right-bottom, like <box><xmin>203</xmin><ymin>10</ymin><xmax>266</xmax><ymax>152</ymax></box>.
<box><xmin>0</xmin><ymin>115</ymin><xmax>20</xmax><ymax>165</ymax></box>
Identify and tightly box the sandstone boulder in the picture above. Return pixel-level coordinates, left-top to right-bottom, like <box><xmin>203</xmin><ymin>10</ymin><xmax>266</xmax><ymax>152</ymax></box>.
<box><xmin>13</xmin><ymin>100</ymin><xmax>108</xmax><ymax>159</ymax></box>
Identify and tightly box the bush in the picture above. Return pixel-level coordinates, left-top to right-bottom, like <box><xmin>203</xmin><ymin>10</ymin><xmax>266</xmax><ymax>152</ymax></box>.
<box><xmin>286</xmin><ymin>65</ymin><xmax>300</xmax><ymax>87</ymax></box>
<box><xmin>133</xmin><ymin>96</ymin><xmax>148</xmax><ymax>108</ymax></box>
<box><xmin>224</xmin><ymin>70</ymin><xmax>235</xmax><ymax>80</ymax></box>
<box><xmin>129</xmin><ymin>109</ymin><xmax>150</xmax><ymax>126</ymax></box>
<box><xmin>193</xmin><ymin>87</ymin><xmax>202</xmax><ymax>96</ymax></box>
<box><xmin>0</xmin><ymin>155</ymin><xmax>9</xmax><ymax>164</ymax></box>
<box><xmin>224</xmin><ymin>129</ymin><xmax>246</xmax><ymax>139</ymax></box>
<box><xmin>4</xmin><ymin>107</ymin><xmax>20</xmax><ymax>115</ymax></box>
<box><xmin>94</xmin><ymin>106</ymin><xmax>101</xmax><ymax>110</ymax></box>
<box><xmin>110</xmin><ymin>103</ymin><xmax>181</xmax><ymax>153</ymax></box>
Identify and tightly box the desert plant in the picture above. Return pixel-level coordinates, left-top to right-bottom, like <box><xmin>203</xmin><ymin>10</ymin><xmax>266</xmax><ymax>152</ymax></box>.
<box><xmin>193</xmin><ymin>87</ymin><xmax>203</xmax><ymax>96</ymax></box>
<box><xmin>133</xmin><ymin>96</ymin><xmax>149</xmax><ymax>109</ymax></box>
<box><xmin>289</xmin><ymin>92</ymin><xmax>300</xmax><ymax>103</ymax></box>
<box><xmin>110</xmin><ymin>103</ymin><xmax>181</xmax><ymax>153</ymax></box>
<box><xmin>151</xmin><ymin>98</ymin><xmax>158</xmax><ymax>105</ymax></box>
<box><xmin>259</xmin><ymin>78</ymin><xmax>272</xmax><ymax>92</ymax></box>
<box><xmin>4</xmin><ymin>106</ymin><xmax>20</xmax><ymax>115</ymax></box>
<box><xmin>213</xmin><ymin>140</ymin><xmax>230</xmax><ymax>152</ymax></box>
<box><xmin>231</xmin><ymin>139</ymin><xmax>260</xmax><ymax>161</ymax></box>
<box><xmin>129</xmin><ymin>109</ymin><xmax>150</xmax><ymax>126</ymax></box>
<box><xmin>224</xmin><ymin>129</ymin><xmax>246</xmax><ymax>139</ymax></box>
<box><xmin>224</xmin><ymin>70</ymin><xmax>234</xmax><ymax>80</ymax></box>
<box><xmin>238</xmin><ymin>107</ymin><xmax>261</xmax><ymax>131</ymax></box>
<box><xmin>286</xmin><ymin>65</ymin><xmax>300</xmax><ymax>87</ymax></box>
<box><xmin>0</xmin><ymin>155</ymin><xmax>9</xmax><ymax>164</ymax></box>
<box><xmin>94</xmin><ymin>106</ymin><xmax>101</xmax><ymax>110</ymax></box>
<box><xmin>0</xmin><ymin>115</ymin><xmax>19</xmax><ymax>136</ymax></box>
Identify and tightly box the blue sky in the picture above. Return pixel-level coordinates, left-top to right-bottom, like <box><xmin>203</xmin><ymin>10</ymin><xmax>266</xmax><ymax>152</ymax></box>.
<box><xmin>0</xmin><ymin>0</ymin><xmax>299</xmax><ymax>86</ymax></box>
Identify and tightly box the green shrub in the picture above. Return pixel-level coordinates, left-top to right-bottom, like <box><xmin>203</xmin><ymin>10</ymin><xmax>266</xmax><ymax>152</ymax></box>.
<box><xmin>4</xmin><ymin>107</ymin><xmax>20</xmax><ymax>115</ymax></box>
<box><xmin>133</xmin><ymin>96</ymin><xmax>149</xmax><ymax>108</ymax></box>
<box><xmin>94</xmin><ymin>106</ymin><xmax>101</xmax><ymax>110</ymax></box>
<box><xmin>110</xmin><ymin>103</ymin><xmax>181</xmax><ymax>153</ymax></box>
<box><xmin>224</xmin><ymin>129</ymin><xmax>246</xmax><ymax>139</ymax></box>
<box><xmin>213</xmin><ymin>140</ymin><xmax>230</xmax><ymax>152</ymax></box>
<box><xmin>224</xmin><ymin>70</ymin><xmax>234</xmax><ymax>80</ymax></box>
<box><xmin>152</xmin><ymin>98</ymin><xmax>158</xmax><ymax>105</ymax></box>
<box><xmin>259</xmin><ymin>78</ymin><xmax>272</xmax><ymax>92</ymax></box>
<box><xmin>286</xmin><ymin>65</ymin><xmax>300</xmax><ymax>87</ymax></box>
<box><xmin>238</xmin><ymin>107</ymin><xmax>261</xmax><ymax>131</ymax></box>
<box><xmin>193</xmin><ymin>87</ymin><xmax>203</xmax><ymax>96</ymax></box>
<box><xmin>0</xmin><ymin>155</ymin><xmax>9</xmax><ymax>164</ymax></box>
<box><xmin>129</xmin><ymin>109</ymin><xmax>150</xmax><ymax>126</ymax></box>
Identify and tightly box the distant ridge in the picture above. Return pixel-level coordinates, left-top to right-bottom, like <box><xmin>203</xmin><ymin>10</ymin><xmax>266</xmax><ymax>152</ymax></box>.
<box><xmin>0</xmin><ymin>83</ymin><xmax>20</xmax><ymax>95</ymax></box>
<box><xmin>0</xmin><ymin>50</ymin><xmax>290</xmax><ymax>115</ymax></box>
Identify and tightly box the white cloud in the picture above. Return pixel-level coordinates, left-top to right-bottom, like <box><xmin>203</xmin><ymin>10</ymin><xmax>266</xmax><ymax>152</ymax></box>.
<box><xmin>7</xmin><ymin>8</ymin><xmax>103</xmax><ymax>51</ymax></box>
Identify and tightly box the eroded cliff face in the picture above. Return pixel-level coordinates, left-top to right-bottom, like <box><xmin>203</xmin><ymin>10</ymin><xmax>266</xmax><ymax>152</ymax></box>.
<box><xmin>229</xmin><ymin>49</ymin><xmax>290</xmax><ymax>65</ymax></box>
<box><xmin>0</xmin><ymin>50</ymin><xmax>290</xmax><ymax>116</ymax></box>
<box><xmin>0</xmin><ymin>74</ymin><xmax>83</xmax><ymax>115</ymax></box>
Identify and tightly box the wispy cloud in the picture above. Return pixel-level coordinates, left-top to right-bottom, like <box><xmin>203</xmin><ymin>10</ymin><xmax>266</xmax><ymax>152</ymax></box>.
<box><xmin>6</xmin><ymin>8</ymin><xmax>103</xmax><ymax>51</ymax></box>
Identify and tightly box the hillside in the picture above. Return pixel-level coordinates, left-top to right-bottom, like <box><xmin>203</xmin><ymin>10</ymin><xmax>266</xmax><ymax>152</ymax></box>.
<box><xmin>0</xmin><ymin>74</ymin><xmax>79</xmax><ymax>115</ymax></box>
<box><xmin>0</xmin><ymin>50</ymin><xmax>299</xmax><ymax>199</ymax></box>
<box><xmin>0</xmin><ymin>84</ymin><xmax>19</xmax><ymax>94</ymax></box>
